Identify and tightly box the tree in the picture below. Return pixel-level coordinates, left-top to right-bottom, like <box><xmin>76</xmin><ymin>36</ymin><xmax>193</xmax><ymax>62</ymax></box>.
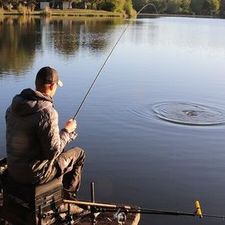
<box><xmin>209</xmin><ymin>0</ymin><xmax>220</xmax><ymax>14</ymax></box>
<box><xmin>202</xmin><ymin>0</ymin><xmax>211</xmax><ymax>14</ymax></box>
<box><xmin>180</xmin><ymin>0</ymin><xmax>191</xmax><ymax>13</ymax></box>
<box><xmin>132</xmin><ymin>0</ymin><xmax>221</xmax><ymax>15</ymax></box>
<box><xmin>124</xmin><ymin>0</ymin><xmax>134</xmax><ymax>16</ymax></box>
<box><xmin>220</xmin><ymin>0</ymin><xmax>225</xmax><ymax>16</ymax></box>
<box><xmin>98</xmin><ymin>0</ymin><xmax>135</xmax><ymax>16</ymax></box>
<box><xmin>152</xmin><ymin>0</ymin><xmax>168</xmax><ymax>13</ymax></box>
<box><xmin>201</xmin><ymin>0</ymin><xmax>220</xmax><ymax>15</ymax></box>
<box><xmin>132</xmin><ymin>0</ymin><xmax>148</xmax><ymax>12</ymax></box>
<box><xmin>190</xmin><ymin>0</ymin><xmax>204</xmax><ymax>14</ymax></box>
<box><xmin>166</xmin><ymin>0</ymin><xmax>181</xmax><ymax>14</ymax></box>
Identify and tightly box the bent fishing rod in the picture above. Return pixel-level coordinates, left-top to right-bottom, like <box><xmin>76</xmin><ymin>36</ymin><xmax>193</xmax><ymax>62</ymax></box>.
<box><xmin>73</xmin><ymin>3</ymin><xmax>157</xmax><ymax>119</ymax></box>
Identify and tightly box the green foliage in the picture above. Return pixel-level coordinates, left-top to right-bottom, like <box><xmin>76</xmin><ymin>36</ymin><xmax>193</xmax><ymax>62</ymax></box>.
<box><xmin>190</xmin><ymin>0</ymin><xmax>205</xmax><ymax>14</ymax></box>
<box><xmin>124</xmin><ymin>0</ymin><xmax>136</xmax><ymax>16</ymax></box>
<box><xmin>166</xmin><ymin>0</ymin><xmax>180</xmax><ymax>14</ymax></box>
<box><xmin>210</xmin><ymin>0</ymin><xmax>220</xmax><ymax>14</ymax></box>
<box><xmin>132</xmin><ymin>0</ymin><xmax>147</xmax><ymax>12</ymax></box>
<box><xmin>202</xmin><ymin>0</ymin><xmax>210</xmax><ymax>14</ymax></box>
<box><xmin>98</xmin><ymin>0</ymin><xmax>123</xmax><ymax>12</ymax></box>
<box><xmin>151</xmin><ymin>0</ymin><xmax>167</xmax><ymax>13</ymax></box>
<box><xmin>132</xmin><ymin>0</ymin><xmax>223</xmax><ymax>16</ymax></box>
<box><xmin>0</xmin><ymin>0</ymin><xmax>222</xmax><ymax>17</ymax></box>
<box><xmin>124</xmin><ymin>0</ymin><xmax>131</xmax><ymax>13</ymax></box>
<box><xmin>98</xmin><ymin>0</ymin><xmax>116</xmax><ymax>11</ymax></box>
<box><xmin>98</xmin><ymin>0</ymin><xmax>134</xmax><ymax>17</ymax></box>
<box><xmin>220</xmin><ymin>0</ymin><xmax>225</xmax><ymax>16</ymax></box>
<box><xmin>186</xmin><ymin>0</ymin><xmax>220</xmax><ymax>14</ymax></box>
<box><xmin>190</xmin><ymin>0</ymin><xmax>221</xmax><ymax>14</ymax></box>
<box><xmin>180</xmin><ymin>0</ymin><xmax>191</xmax><ymax>13</ymax></box>
<box><xmin>115</xmin><ymin>0</ymin><xmax>125</xmax><ymax>13</ymax></box>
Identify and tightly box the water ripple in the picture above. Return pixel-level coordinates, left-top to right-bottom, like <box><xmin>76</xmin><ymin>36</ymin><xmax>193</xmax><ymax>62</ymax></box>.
<box><xmin>152</xmin><ymin>102</ymin><xmax>225</xmax><ymax>126</ymax></box>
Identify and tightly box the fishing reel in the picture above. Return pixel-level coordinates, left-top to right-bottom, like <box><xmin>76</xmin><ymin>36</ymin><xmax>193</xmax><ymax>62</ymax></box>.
<box><xmin>114</xmin><ymin>209</ymin><xmax>127</xmax><ymax>225</ymax></box>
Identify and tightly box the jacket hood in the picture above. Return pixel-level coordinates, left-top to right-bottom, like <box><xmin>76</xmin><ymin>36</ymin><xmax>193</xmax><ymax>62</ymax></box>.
<box><xmin>10</xmin><ymin>88</ymin><xmax>53</xmax><ymax>116</ymax></box>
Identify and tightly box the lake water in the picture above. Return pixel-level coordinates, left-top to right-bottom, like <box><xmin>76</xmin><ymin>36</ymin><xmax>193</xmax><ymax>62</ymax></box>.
<box><xmin>1</xmin><ymin>16</ymin><xmax>225</xmax><ymax>225</ymax></box>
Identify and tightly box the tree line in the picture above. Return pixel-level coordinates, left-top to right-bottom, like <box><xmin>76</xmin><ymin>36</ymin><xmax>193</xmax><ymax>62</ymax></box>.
<box><xmin>1</xmin><ymin>0</ymin><xmax>225</xmax><ymax>18</ymax></box>
<box><xmin>133</xmin><ymin>0</ymin><xmax>225</xmax><ymax>17</ymax></box>
<box><xmin>0</xmin><ymin>0</ymin><xmax>135</xmax><ymax>17</ymax></box>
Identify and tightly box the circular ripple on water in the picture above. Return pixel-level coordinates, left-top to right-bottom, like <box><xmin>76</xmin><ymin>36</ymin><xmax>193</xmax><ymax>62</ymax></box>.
<box><xmin>152</xmin><ymin>102</ymin><xmax>225</xmax><ymax>126</ymax></box>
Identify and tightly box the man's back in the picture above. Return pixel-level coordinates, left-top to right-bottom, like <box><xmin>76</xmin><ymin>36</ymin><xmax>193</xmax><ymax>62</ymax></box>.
<box><xmin>6</xmin><ymin>88</ymin><xmax>57</xmax><ymax>184</ymax></box>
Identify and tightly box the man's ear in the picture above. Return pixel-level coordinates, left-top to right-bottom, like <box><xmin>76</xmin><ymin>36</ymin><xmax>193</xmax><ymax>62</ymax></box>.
<box><xmin>49</xmin><ymin>83</ymin><xmax>55</xmax><ymax>90</ymax></box>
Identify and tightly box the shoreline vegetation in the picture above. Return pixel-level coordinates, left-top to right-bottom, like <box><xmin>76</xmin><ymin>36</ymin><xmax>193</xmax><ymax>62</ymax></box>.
<box><xmin>0</xmin><ymin>8</ymin><xmax>225</xmax><ymax>19</ymax></box>
<box><xmin>0</xmin><ymin>8</ymin><xmax>123</xmax><ymax>17</ymax></box>
<box><xmin>0</xmin><ymin>0</ymin><xmax>136</xmax><ymax>18</ymax></box>
<box><xmin>134</xmin><ymin>0</ymin><xmax>225</xmax><ymax>19</ymax></box>
<box><xmin>1</xmin><ymin>0</ymin><xmax>225</xmax><ymax>19</ymax></box>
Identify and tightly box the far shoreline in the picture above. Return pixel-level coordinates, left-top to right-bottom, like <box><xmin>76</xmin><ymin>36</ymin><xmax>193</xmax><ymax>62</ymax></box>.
<box><xmin>0</xmin><ymin>8</ymin><xmax>123</xmax><ymax>18</ymax></box>
<box><xmin>1</xmin><ymin>9</ymin><xmax>224</xmax><ymax>20</ymax></box>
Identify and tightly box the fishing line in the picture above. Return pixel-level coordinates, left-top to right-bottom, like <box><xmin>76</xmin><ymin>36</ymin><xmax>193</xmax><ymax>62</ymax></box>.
<box><xmin>73</xmin><ymin>3</ymin><xmax>157</xmax><ymax>119</ymax></box>
<box><xmin>73</xmin><ymin>22</ymin><xmax>129</xmax><ymax>119</ymax></box>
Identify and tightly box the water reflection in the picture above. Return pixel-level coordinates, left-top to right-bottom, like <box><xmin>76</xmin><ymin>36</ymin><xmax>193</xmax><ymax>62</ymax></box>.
<box><xmin>0</xmin><ymin>17</ymin><xmax>124</xmax><ymax>76</ymax></box>
<box><xmin>44</xmin><ymin>19</ymin><xmax>80</xmax><ymax>56</ymax></box>
<box><xmin>79</xmin><ymin>19</ymin><xmax>120</xmax><ymax>52</ymax></box>
<box><xmin>44</xmin><ymin>18</ymin><xmax>123</xmax><ymax>55</ymax></box>
<box><xmin>0</xmin><ymin>16</ymin><xmax>41</xmax><ymax>75</ymax></box>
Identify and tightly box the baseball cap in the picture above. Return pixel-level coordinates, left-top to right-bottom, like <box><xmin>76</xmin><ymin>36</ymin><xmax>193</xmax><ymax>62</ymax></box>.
<box><xmin>35</xmin><ymin>66</ymin><xmax>63</xmax><ymax>87</ymax></box>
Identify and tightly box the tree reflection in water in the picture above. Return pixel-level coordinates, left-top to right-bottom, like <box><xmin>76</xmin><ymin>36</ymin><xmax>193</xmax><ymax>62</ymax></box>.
<box><xmin>0</xmin><ymin>16</ymin><xmax>124</xmax><ymax>76</ymax></box>
<box><xmin>0</xmin><ymin>16</ymin><xmax>41</xmax><ymax>75</ymax></box>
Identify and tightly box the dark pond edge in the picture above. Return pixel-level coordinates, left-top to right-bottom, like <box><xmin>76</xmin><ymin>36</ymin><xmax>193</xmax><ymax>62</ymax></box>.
<box><xmin>138</xmin><ymin>13</ymin><xmax>225</xmax><ymax>19</ymax></box>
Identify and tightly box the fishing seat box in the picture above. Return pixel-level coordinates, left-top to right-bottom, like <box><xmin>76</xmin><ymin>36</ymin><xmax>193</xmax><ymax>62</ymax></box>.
<box><xmin>0</xmin><ymin>172</ymin><xmax>63</xmax><ymax>225</ymax></box>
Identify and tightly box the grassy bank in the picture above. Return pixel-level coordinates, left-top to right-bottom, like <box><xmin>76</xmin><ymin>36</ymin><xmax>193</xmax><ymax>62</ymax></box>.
<box><xmin>1</xmin><ymin>8</ymin><xmax>123</xmax><ymax>17</ymax></box>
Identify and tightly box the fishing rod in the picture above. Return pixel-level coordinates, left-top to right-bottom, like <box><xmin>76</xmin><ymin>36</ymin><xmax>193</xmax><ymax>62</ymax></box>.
<box><xmin>73</xmin><ymin>2</ymin><xmax>158</xmax><ymax>119</ymax></box>
<box><xmin>64</xmin><ymin>200</ymin><xmax>202</xmax><ymax>218</ymax></box>
<box><xmin>64</xmin><ymin>199</ymin><xmax>225</xmax><ymax>220</ymax></box>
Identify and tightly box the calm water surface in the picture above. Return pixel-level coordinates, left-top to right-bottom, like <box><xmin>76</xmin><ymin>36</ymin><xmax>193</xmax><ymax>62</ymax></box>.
<box><xmin>1</xmin><ymin>16</ymin><xmax>225</xmax><ymax>225</ymax></box>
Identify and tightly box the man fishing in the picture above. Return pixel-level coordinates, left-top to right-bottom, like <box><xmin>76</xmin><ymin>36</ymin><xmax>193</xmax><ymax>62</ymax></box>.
<box><xmin>5</xmin><ymin>66</ymin><xmax>85</xmax><ymax>200</ymax></box>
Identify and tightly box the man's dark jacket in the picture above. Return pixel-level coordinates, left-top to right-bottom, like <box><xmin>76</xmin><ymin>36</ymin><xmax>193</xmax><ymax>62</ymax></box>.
<box><xmin>6</xmin><ymin>88</ymin><xmax>76</xmax><ymax>184</ymax></box>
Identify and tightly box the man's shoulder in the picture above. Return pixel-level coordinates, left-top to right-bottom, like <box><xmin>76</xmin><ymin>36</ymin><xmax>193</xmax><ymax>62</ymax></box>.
<box><xmin>39</xmin><ymin>104</ymin><xmax>58</xmax><ymax>120</ymax></box>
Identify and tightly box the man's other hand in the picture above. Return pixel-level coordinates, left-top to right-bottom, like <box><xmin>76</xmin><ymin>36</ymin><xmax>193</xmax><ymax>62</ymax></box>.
<box><xmin>64</xmin><ymin>119</ymin><xmax>77</xmax><ymax>133</ymax></box>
